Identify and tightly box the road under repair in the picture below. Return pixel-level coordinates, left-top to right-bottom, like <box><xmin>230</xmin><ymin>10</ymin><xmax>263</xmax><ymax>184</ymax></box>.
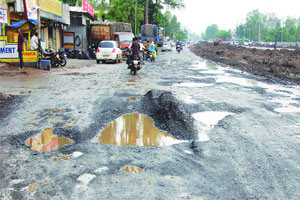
<box><xmin>0</xmin><ymin>47</ymin><xmax>300</xmax><ymax>199</ymax></box>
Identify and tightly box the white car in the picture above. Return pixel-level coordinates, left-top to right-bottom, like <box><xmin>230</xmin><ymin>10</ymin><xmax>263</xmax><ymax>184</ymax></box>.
<box><xmin>162</xmin><ymin>42</ymin><xmax>172</xmax><ymax>51</ymax></box>
<box><xmin>96</xmin><ymin>41</ymin><xmax>123</xmax><ymax>64</ymax></box>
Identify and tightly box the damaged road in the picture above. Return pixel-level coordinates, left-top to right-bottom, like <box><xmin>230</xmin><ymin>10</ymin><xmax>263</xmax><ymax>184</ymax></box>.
<box><xmin>1</xmin><ymin>48</ymin><xmax>300</xmax><ymax>199</ymax></box>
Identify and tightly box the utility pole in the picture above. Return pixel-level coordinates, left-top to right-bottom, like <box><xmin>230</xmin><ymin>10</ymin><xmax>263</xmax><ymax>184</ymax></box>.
<box><xmin>258</xmin><ymin>19</ymin><xmax>261</xmax><ymax>42</ymax></box>
<box><xmin>135</xmin><ymin>0</ymin><xmax>137</xmax><ymax>35</ymax></box>
<box><xmin>37</xmin><ymin>0</ymin><xmax>41</xmax><ymax>69</ymax></box>
<box><xmin>249</xmin><ymin>27</ymin><xmax>250</xmax><ymax>41</ymax></box>
<box><xmin>145</xmin><ymin>0</ymin><xmax>149</xmax><ymax>24</ymax></box>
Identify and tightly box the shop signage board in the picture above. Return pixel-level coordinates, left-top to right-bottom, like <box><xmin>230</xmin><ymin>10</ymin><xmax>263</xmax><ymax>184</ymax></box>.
<box><xmin>0</xmin><ymin>36</ymin><xmax>38</xmax><ymax>64</ymax></box>
<box><xmin>0</xmin><ymin>8</ymin><xmax>8</xmax><ymax>24</ymax></box>
<box><xmin>23</xmin><ymin>0</ymin><xmax>69</xmax><ymax>24</ymax></box>
<box><xmin>82</xmin><ymin>0</ymin><xmax>94</xmax><ymax>17</ymax></box>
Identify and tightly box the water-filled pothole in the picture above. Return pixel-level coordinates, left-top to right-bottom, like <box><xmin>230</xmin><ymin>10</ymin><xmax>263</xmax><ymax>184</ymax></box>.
<box><xmin>97</xmin><ymin>113</ymin><xmax>181</xmax><ymax>146</ymax></box>
<box><xmin>122</xmin><ymin>165</ymin><xmax>144</xmax><ymax>173</ymax></box>
<box><xmin>26</xmin><ymin>128</ymin><xmax>73</xmax><ymax>152</ymax></box>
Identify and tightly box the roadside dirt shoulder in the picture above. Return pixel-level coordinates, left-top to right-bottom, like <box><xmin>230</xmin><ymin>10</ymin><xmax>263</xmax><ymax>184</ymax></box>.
<box><xmin>190</xmin><ymin>42</ymin><xmax>300</xmax><ymax>84</ymax></box>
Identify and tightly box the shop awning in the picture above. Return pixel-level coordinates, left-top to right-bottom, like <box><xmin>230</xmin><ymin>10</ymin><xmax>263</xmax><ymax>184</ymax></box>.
<box><xmin>7</xmin><ymin>19</ymin><xmax>38</xmax><ymax>28</ymax></box>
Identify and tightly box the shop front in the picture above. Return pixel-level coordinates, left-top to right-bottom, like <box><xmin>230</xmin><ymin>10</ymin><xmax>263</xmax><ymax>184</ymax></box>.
<box><xmin>0</xmin><ymin>0</ymin><xmax>70</xmax><ymax>67</ymax></box>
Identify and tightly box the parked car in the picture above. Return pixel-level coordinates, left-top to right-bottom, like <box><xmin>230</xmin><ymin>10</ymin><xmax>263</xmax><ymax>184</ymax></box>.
<box><xmin>96</xmin><ymin>40</ymin><xmax>123</xmax><ymax>64</ymax></box>
<box><xmin>233</xmin><ymin>41</ymin><xmax>239</xmax><ymax>45</ymax></box>
<box><xmin>243</xmin><ymin>41</ymin><xmax>249</xmax><ymax>46</ymax></box>
<box><xmin>162</xmin><ymin>41</ymin><xmax>172</xmax><ymax>51</ymax></box>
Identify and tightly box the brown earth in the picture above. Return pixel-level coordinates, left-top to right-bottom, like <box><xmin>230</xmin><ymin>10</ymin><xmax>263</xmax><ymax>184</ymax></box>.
<box><xmin>190</xmin><ymin>42</ymin><xmax>300</xmax><ymax>84</ymax></box>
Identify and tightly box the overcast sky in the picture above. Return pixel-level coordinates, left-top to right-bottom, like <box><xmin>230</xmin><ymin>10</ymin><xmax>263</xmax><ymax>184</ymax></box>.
<box><xmin>171</xmin><ymin>0</ymin><xmax>300</xmax><ymax>35</ymax></box>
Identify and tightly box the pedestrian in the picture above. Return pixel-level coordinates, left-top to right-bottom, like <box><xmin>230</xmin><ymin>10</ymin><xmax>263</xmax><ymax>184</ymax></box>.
<box><xmin>17</xmin><ymin>28</ymin><xmax>24</xmax><ymax>70</ymax></box>
<box><xmin>30</xmin><ymin>32</ymin><xmax>38</xmax><ymax>50</ymax></box>
<box><xmin>274</xmin><ymin>41</ymin><xmax>277</xmax><ymax>50</ymax></box>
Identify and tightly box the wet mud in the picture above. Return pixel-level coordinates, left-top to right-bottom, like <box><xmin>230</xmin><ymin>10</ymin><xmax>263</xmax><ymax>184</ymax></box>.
<box><xmin>0</xmin><ymin>92</ymin><xmax>24</xmax><ymax>122</ymax></box>
<box><xmin>190</xmin><ymin>42</ymin><xmax>300</xmax><ymax>84</ymax></box>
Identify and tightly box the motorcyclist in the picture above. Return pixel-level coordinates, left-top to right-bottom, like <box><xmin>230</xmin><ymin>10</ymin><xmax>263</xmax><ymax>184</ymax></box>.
<box><xmin>176</xmin><ymin>40</ymin><xmax>182</xmax><ymax>48</ymax></box>
<box><xmin>127</xmin><ymin>36</ymin><xmax>141</xmax><ymax>67</ymax></box>
<box><xmin>149</xmin><ymin>41</ymin><xmax>157</xmax><ymax>59</ymax></box>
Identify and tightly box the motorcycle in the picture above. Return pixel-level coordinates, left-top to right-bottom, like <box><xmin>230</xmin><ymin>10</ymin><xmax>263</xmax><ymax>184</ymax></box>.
<box><xmin>176</xmin><ymin>45</ymin><xmax>182</xmax><ymax>53</ymax></box>
<box><xmin>88</xmin><ymin>44</ymin><xmax>97</xmax><ymax>59</ymax></box>
<box><xmin>58</xmin><ymin>49</ymin><xmax>67</xmax><ymax>67</ymax></box>
<box><xmin>129</xmin><ymin>55</ymin><xmax>142</xmax><ymax>75</ymax></box>
<box><xmin>43</xmin><ymin>49</ymin><xmax>59</xmax><ymax>67</ymax></box>
<box><xmin>149</xmin><ymin>51</ymin><xmax>155</xmax><ymax>62</ymax></box>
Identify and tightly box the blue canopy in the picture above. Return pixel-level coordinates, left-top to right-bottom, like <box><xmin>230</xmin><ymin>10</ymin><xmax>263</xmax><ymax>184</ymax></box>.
<box><xmin>7</xmin><ymin>19</ymin><xmax>38</xmax><ymax>28</ymax></box>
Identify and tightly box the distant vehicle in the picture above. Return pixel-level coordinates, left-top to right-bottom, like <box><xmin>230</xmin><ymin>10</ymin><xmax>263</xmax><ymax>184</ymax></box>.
<box><xmin>243</xmin><ymin>41</ymin><xmax>249</xmax><ymax>46</ymax></box>
<box><xmin>170</xmin><ymin>41</ymin><xmax>175</xmax><ymax>47</ymax></box>
<box><xmin>90</xmin><ymin>22</ymin><xmax>133</xmax><ymax>59</ymax></box>
<box><xmin>96</xmin><ymin>40</ymin><xmax>122</xmax><ymax>64</ymax></box>
<box><xmin>233</xmin><ymin>41</ymin><xmax>239</xmax><ymax>45</ymax></box>
<box><xmin>112</xmin><ymin>32</ymin><xmax>134</xmax><ymax>59</ymax></box>
<box><xmin>162</xmin><ymin>41</ymin><xmax>172</xmax><ymax>51</ymax></box>
<box><xmin>141</xmin><ymin>24</ymin><xmax>159</xmax><ymax>44</ymax></box>
<box><xmin>208</xmin><ymin>39</ymin><xmax>214</xmax><ymax>44</ymax></box>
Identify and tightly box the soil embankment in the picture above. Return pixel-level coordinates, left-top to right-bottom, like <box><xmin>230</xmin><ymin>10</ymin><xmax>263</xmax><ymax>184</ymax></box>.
<box><xmin>190</xmin><ymin>42</ymin><xmax>300</xmax><ymax>84</ymax></box>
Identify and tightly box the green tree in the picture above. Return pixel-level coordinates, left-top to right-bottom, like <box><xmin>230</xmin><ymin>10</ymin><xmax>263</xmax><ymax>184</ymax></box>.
<box><xmin>215</xmin><ymin>30</ymin><xmax>232</xmax><ymax>41</ymax></box>
<box><xmin>203</xmin><ymin>24</ymin><xmax>219</xmax><ymax>40</ymax></box>
<box><xmin>106</xmin><ymin>0</ymin><xmax>144</xmax><ymax>34</ymax></box>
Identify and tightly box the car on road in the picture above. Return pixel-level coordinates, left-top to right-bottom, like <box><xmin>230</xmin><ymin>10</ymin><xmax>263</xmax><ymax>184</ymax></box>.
<box><xmin>96</xmin><ymin>40</ymin><xmax>123</xmax><ymax>64</ymax></box>
<box><xmin>162</xmin><ymin>41</ymin><xmax>172</xmax><ymax>51</ymax></box>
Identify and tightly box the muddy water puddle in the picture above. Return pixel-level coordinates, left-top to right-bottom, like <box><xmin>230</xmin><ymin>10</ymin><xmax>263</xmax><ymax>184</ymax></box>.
<box><xmin>122</xmin><ymin>165</ymin><xmax>144</xmax><ymax>173</ymax></box>
<box><xmin>26</xmin><ymin>128</ymin><xmax>73</xmax><ymax>152</ymax></box>
<box><xmin>97</xmin><ymin>113</ymin><xmax>182</xmax><ymax>146</ymax></box>
<box><xmin>124</xmin><ymin>96</ymin><xmax>141</xmax><ymax>101</ymax></box>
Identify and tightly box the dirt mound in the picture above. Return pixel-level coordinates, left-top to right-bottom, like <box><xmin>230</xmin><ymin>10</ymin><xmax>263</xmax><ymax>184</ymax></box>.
<box><xmin>142</xmin><ymin>90</ymin><xmax>197</xmax><ymax>140</ymax></box>
<box><xmin>190</xmin><ymin>42</ymin><xmax>300</xmax><ymax>84</ymax></box>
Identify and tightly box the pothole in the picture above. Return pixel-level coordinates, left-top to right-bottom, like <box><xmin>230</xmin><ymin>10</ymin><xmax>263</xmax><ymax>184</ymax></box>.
<box><xmin>122</xmin><ymin>165</ymin><xmax>144</xmax><ymax>173</ymax></box>
<box><xmin>124</xmin><ymin>97</ymin><xmax>141</xmax><ymax>101</ymax></box>
<box><xmin>97</xmin><ymin>113</ymin><xmax>182</xmax><ymax>146</ymax></box>
<box><xmin>26</xmin><ymin>128</ymin><xmax>73</xmax><ymax>152</ymax></box>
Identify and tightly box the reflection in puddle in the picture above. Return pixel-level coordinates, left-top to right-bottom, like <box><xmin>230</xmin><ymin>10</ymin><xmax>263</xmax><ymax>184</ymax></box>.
<box><xmin>216</xmin><ymin>76</ymin><xmax>258</xmax><ymax>87</ymax></box>
<box><xmin>275</xmin><ymin>106</ymin><xmax>300</xmax><ymax>113</ymax></box>
<box><xmin>25</xmin><ymin>122</ymin><xmax>38</xmax><ymax>126</ymax></box>
<box><xmin>26</xmin><ymin>128</ymin><xmax>73</xmax><ymax>152</ymax></box>
<box><xmin>98</xmin><ymin>113</ymin><xmax>182</xmax><ymax>146</ymax></box>
<box><xmin>193</xmin><ymin>111</ymin><xmax>234</xmax><ymax>142</ymax></box>
<box><xmin>67</xmin><ymin>118</ymin><xmax>75</xmax><ymax>122</ymax></box>
<box><xmin>193</xmin><ymin>111</ymin><xmax>233</xmax><ymax>127</ymax></box>
<box><xmin>122</xmin><ymin>165</ymin><xmax>144</xmax><ymax>173</ymax></box>
<box><xmin>63</xmin><ymin>126</ymin><xmax>73</xmax><ymax>129</ymax></box>
<box><xmin>52</xmin><ymin>109</ymin><xmax>64</xmax><ymax>113</ymax></box>
<box><xmin>127</xmin><ymin>78</ymin><xmax>136</xmax><ymax>83</ymax></box>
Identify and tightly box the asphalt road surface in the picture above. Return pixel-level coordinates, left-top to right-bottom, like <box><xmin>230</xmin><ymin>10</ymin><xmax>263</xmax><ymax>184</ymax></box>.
<box><xmin>1</xmin><ymin>47</ymin><xmax>300</xmax><ymax>200</ymax></box>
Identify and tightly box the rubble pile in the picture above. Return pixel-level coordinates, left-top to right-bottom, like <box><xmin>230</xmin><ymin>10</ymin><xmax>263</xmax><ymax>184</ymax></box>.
<box><xmin>190</xmin><ymin>42</ymin><xmax>300</xmax><ymax>84</ymax></box>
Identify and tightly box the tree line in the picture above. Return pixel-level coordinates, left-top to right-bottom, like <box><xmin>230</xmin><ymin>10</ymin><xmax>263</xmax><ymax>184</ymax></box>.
<box><xmin>61</xmin><ymin>0</ymin><xmax>189</xmax><ymax>41</ymax></box>
<box><xmin>202</xmin><ymin>9</ymin><xmax>300</xmax><ymax>42</ymax></box>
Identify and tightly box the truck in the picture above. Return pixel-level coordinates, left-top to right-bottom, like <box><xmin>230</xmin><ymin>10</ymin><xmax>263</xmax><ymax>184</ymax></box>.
<box><xmin>90</xmin><ymin>22</ymin><xmax>134</xmax><ymax>58</ymax></box>
<box><xmin>141</xmin><ymin>24</ymin><xmax>159</xmax><ymax>43</ymax></box>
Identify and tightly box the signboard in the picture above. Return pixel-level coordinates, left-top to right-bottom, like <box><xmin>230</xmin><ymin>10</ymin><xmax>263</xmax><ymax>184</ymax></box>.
<box><xmin>40</xmin><ymin>0</ymin><xmax>62</xmax><ymax>17</ymax></box>
<box><xmin>0</xmin><ymin>8</ymin><xmax>8</xmax><ymax>24</ymax></box>
<box><xmin>23</xmin><ymin>0</ymin><xmax>68</xmax><ymax>24</ymax></box>
<box><xmin>82</xmin><ymin>0</ymin><xmax>94</xmax><ymax>17</ymax></box>
<box><xmin>0</xmin><ymin>38</ymin><xmax>38</xmax><ymax>63</ymax></box>
<box><xmin>64</xmin><ymin>32</ymin><xmax>74</xmax><ymax>49</ymax></box>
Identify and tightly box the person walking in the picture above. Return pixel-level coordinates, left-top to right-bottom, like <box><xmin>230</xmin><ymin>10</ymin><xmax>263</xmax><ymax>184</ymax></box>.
<box><xmin>17</xmin><ymin>28</ymin><xmax>24</xmax><ymax>70</ymax></box>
